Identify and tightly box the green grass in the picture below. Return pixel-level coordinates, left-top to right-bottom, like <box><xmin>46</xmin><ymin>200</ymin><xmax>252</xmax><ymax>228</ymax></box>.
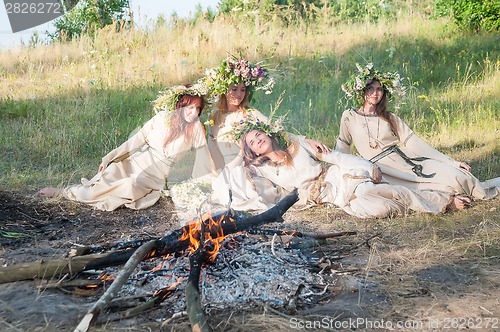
<box><xmin>0</xmin><ymin>13</ymin><xmax>498</xmax><ymax>190</ymax></box>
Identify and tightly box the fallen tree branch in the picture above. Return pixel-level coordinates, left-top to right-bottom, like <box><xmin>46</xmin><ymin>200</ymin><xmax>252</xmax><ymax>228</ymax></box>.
<box><xmin>122</xmin><ymin>283</ymin><xmax>179</xmax><ymax>318</ymax></box>
<box><xmin>74</xmin><ymin>239</ymin><xmax>157</xmax><ymax>332</ymax></box>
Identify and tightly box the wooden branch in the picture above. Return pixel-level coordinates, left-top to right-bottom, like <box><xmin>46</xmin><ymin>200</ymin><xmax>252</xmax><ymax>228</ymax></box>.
<box><xmin>0</xmin><ymin>248</ymin><xmax>139</xmax><ymax>284</ymax></box>
<box><xmin>303</xmin><ymin>231</ymin><xmax>358</xmax><ymax>240</ymax></box>
<box><xmin>122</xmin><ymin>285</ymin><xmax>176</xmax><ymax>318</ymax></box>
<box><xmin>74</xmin><ymin>240</ymin><xmax>156</xmax><ymax>332</ymax></box>
<box><xmin>38</xmin><ymin>278</ymin><xmax>105</xmax><ymax>289</ymax></box>
<box><xmin>246</xmin><ymin>229</ymin><xmax>357</xmax><ymax>239</ymax></box>
<box><xmin>186</xmin><ymin>222</ymin><xmax>210</xmax><ymax>332</ymax></box>
<box><xmin>0</xmin><ymin>189</ymin><xmax>299</xmax><ymax>284</ymax></box>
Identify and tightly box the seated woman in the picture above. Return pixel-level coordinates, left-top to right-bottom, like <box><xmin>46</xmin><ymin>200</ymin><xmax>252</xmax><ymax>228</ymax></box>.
<box><xmin>212</xmin><ymin>116</ymin><xmax>469</xmax><ymax>218</ymax></box>
<box><xmin>336</xmin><ymin>63</ymin><xmax>498</xmax><ymax>207</ymax></box>
<box><xmin>38</xmin><ymin>84</ymin><xmax>217</xmax><ymax>211</ymax></box>
<box><xmin>204</xmin><ymin>54</ymin><xmax>330</xmax><ymax>173</ymax></box>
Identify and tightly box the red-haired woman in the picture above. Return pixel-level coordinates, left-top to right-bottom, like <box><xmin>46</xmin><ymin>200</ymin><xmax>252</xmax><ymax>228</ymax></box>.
<box><xmin>38</xmin><ymin>84</ymin><xmax>216</xmax><ymax>211</ymax></box>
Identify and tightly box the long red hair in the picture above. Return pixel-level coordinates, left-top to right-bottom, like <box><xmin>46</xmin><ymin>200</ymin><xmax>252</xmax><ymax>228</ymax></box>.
<box><xmin>163</xmin><ymin>94</ymin><xmax>205</xmax><ymax>148</ymax></box>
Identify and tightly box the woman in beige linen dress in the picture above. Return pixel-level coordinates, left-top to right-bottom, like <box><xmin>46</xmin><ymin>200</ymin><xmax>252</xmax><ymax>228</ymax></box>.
<box><xmin>212</xmin><ymin>116</ymin><xmax>464</xmax><ymax>218</ymax></box>
<box><xmin>336</xmin><ymin>64</ymin><xmax>498</xmax><ymax>207</ymax></box>
<box><xmin>204</xmin><ymin>55</ymin><xmax>329</xmax><ymax>173</ymax></box>
<box><xmin>38</xmin><ymin>84</ymin><xmax>216</xmax><ymax>211</ymax></box>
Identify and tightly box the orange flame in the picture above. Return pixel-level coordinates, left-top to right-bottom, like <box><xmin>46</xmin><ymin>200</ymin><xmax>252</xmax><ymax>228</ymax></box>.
<box><xmin>153</xmin><ymin>277</ymin><xmax>183</xmax><ymax>300</ymax></box>
<box><xmin>98</xmin><ymin>272</ymin><xmax>115</xmax><ymax>282</ymax></box>
<box><xmin>180</xmin><ymin>212</ymin><xmax>233</xmax><ymax>262</ymax></box>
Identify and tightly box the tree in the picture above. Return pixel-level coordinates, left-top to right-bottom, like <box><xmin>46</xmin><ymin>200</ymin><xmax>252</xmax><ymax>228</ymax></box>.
<box><xmin>48</xmin><ymin>0</ymin><xmax>131</xmax><ymax>42</ymax></box>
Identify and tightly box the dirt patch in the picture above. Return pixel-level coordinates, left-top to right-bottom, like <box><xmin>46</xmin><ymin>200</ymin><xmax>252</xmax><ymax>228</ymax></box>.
<box><xmin>0</xmin><ymin>190</ymin><xmax>499</xmax><ymax>331</ymax></box>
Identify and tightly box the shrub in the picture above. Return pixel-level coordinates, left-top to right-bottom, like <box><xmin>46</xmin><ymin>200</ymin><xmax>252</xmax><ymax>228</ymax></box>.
<box><xmin>435</xmin><ymin>0</ymin><xmax>500</xmax><ymax>32</ymax></box>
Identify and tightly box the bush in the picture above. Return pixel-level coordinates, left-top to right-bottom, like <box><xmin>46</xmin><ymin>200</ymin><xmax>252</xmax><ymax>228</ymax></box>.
<box><xmin>435</xmin><ymin>0</ymin><xmax>500</xmax><ymax>32</ymax></box>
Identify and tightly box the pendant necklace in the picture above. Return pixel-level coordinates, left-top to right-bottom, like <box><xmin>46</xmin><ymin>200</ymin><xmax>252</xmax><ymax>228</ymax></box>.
<box><xmin>363</xmin><ymin>113</ymin><xmax>380</xmax><ymax>149</ymax></box>
<box><xmin>273</xmin><ymin>155</ymin><xmax>286</xmax><ymax>176</ymax></box>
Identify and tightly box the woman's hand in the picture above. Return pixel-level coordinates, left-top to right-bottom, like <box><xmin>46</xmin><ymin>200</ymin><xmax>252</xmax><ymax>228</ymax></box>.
<box><xmin>371</xmin><ymin>164</ymin><xmax>382</xmax><ymax>183</ymax></box>
<box><xmin>99</xmin><ymin>159</ymin><xmax>110</xmax><ymax>172</ymax></box>
<box><xmin>305</xmin><ymin>138</ymin><xmax>332</xmax><ymax>154</ymax></box>
<box><xmin>459</xmin><ymin>162</ymin><xmax>472</xmax><ymax>172</ymax></box>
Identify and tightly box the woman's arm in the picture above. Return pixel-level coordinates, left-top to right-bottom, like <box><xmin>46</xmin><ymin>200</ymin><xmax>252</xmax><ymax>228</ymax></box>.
<box><xmin>321</xmin><ymin>150</ymin><xmax>374</xmax><ymax>174</ymax></box>
<box><xmin>305</xmin><ymin>138</ymin><xmax>332</xmax><ymax>154</ymax></box>
<box><xmin>335</xmin><ymin>110</ymin><xmax>353</xmax><ymax>153</ymax></box>
<box><xmin>191</xmin><ymin>121</ymin><xmax>219</xmax><ymax>180</ymax></box>
<box><xmin>99</xmin><ymin>113</ymin><xmax>158</xmax><ymax>171</ymax></box>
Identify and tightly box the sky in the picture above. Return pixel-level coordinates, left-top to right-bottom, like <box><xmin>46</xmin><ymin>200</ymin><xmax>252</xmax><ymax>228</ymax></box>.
<box><xmin>0</xmin><ymin>0</ymin><xmax>219</xmax><ymax>49</ymax></box>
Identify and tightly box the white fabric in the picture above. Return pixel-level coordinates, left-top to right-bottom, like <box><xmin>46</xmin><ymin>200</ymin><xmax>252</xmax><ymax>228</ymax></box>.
<box><xmin>336</xmin><ymin>108</ymin><xmax>499</xmax><ymax>200</ymax></box>
<box><xmin>212</xmin><ymin>136</ymin><xmax>453</xmax><ymax>218</ymax></box>
<box><xmin>63</xmin><ymin>111</ymin><xmax>216</xmax><ymax>211</ymax></box>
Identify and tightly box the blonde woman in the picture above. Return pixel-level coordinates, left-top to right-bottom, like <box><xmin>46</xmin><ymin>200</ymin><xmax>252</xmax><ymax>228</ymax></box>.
<box><xmin>226</xmin><ymin>118</ymin><xmax>469</xmax><ymax>218</ymax></box>
<box><xmin>204</xmin><ymin>55</ymin><xmax>329</xmax><ymax>172</ymax></box>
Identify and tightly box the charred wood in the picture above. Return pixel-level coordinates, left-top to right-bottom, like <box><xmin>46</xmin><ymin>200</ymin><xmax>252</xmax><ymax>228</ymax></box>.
<box><xmin>74</xmin><ymin>239</ymin><xmax>157</xmax><ymax>332</ymax></box>
<box><xmin>0</xmin><ymin>189</ymin><xmax>299</xmax><ymax>284</ymax></box>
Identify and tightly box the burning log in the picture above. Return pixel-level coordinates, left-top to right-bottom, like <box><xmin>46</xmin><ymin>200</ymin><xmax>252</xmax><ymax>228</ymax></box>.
<box><xmin>185</xmin><ymin>221</ymin><xmax>211</xmax><ymax>332</ymax></box>
<box><xmin>0</xmin><ymin>189</ymin><xmax>299</xmax><ymax>284</ymax></box>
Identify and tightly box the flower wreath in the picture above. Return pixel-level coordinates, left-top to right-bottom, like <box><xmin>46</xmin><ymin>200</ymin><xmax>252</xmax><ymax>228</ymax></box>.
<box><xmin>224</xmin><ymin>111</ymin><xmax>290</xmax><ymax>149</ymax></box>
<box><xmin>152</xmin><ymin>81</ymin><xmax>210</xmax><ymax>114</ymax></box>
<box><xmin>341</xmin><ymin>63</ymin><xmax>406</xmax><ymax>104</ymax></box>
<box><xmin>204</xmin><ymin>55</ymin><xmax>275</xmax><ymax>98</ymax></box>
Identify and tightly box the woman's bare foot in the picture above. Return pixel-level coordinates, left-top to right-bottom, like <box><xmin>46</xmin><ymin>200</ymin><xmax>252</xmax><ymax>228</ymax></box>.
<box><xmin>447</xmin><ymin>195</ymin><xmax>472</xmax><ymax>211</ymax></box>
<box><xmin>37</xmin><ymin>187</ymin><xmax>62</xmax><ymax>198</ymax></box>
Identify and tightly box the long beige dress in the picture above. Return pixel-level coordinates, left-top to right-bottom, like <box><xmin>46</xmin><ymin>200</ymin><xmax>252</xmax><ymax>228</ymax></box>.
<box><xmin>63</xmin><ymin>110</ymin><xmax>215</xmax><ymax>211</ymax></box>
<box><xmin>212</xmin><ymin>136</ymin><xmax>453</xmax><ymax>218</ymax></box>
<box><xmin>336</xmin><ymin>109</ymin><xmax>499</xmax><ymax>200</ymax></box>
<box><xmin>208</xmin><ymin>108</ymin><xmax>268</xmax><ymax>171</ymax></box>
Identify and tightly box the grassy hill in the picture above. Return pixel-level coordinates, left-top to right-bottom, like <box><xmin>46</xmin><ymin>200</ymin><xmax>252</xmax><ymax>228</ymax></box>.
<box><xmin>0</xmin><ymin>12</ymin><xmax>498</xmax><ymax>189</ymax></box>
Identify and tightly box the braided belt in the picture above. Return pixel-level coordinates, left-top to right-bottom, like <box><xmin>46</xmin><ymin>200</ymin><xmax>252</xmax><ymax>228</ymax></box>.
<box><xmin>369</xmin><ymin>145</ymin><xmax>435</xmax><ymax>178</ymax></box>
<box><xmin>308</xmin><ymin>166</ymin><xmax>329</xmax><ymax>204</ymax></box>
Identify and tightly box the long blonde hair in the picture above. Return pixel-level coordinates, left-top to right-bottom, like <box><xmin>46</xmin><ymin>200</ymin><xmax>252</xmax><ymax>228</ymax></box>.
<box><xmin>242</xmin><ymin>132</ymin><xmax>293</xmax><ymax>167</ymax></box>
<box><xmin>212</xmin><ymin>86</ymin><xmax>251</xmax><ymax>126</ymax></box>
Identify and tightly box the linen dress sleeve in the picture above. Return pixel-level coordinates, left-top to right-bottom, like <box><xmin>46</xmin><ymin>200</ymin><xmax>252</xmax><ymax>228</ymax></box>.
<box><xmin>320</xmin><ymin>151</ymin><xmax>375</xmax><ymax>178</ymax></box>
<box><xmin>300</xmin><ymin>137</ymin><xmax>375</xmax><ymax>179</ymax></box>
<box><xmin>335</xmin><ymin>110</ymin><xmax>353</xmax><ymax>153</ymax></box>
<box><xmin>191</xmin><ymin>122</ymin><xmax>219</xmax><ymax>181</ymax></box>
<box><xmin>100</xmin><ymin>112</ymin><xmax>158</xmax><ymax>167</ymax></box>
<box><xmin>394</xmin><ymin>114</ymin><xmax>461</xmax><ymax>167</ymax></box>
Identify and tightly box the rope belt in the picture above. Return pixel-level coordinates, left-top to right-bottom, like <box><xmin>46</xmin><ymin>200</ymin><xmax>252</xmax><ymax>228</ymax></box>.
<box><xmin>369</xmin><ymin>145</ymin><xmax>435</xmax><ymax>178</ymax></box>
<box><xmin>308</xmin><ymin>166</ymin><xmax>329</xmax><ymax>204</ymax></box>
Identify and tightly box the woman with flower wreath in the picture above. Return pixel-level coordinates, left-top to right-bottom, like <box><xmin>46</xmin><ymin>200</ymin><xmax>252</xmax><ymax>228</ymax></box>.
<box><xmin>336</xmin><ymin>63</ymin><xmax>498</xmax><ymax>208</ymax></box>
<box><xmin>37</xmin><ymin>84</ymin><xmax>217</xmax><ymax>211</ymax></box>
<box><xmin>213</xmin><ymin>116</ymin><xmax>464</xmax><ymax>218</ymax></box>
<box><xmin>204</xmin><ymin>55</ymin><xmax>330</xmax><ymax>173</ymax></box>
